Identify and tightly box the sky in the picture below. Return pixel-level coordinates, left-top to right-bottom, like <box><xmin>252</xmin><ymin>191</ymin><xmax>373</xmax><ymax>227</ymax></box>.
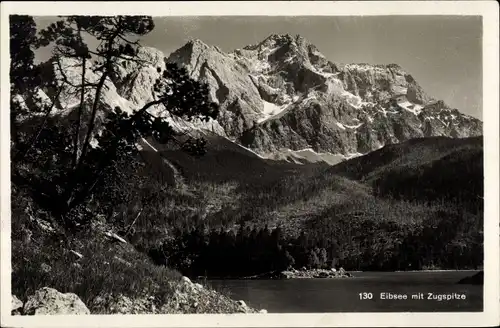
<box><xmin>34</xmin><ymin>16</ymin><xmax>482</xmax><ymax>119</ymax></box>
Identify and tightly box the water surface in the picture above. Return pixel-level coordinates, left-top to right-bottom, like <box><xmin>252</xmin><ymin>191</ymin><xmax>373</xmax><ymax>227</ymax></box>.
<box><xmin>206</xmin><ymin>271</ymin><xmax>483</xmax><ymax>312</ymax></box>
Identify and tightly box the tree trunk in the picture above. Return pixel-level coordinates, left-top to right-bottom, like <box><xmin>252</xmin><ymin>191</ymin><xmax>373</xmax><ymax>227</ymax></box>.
<box><xmin>72</xmin><ymin>55</ymin><xmax>86</xmax><ymax>168</ymax></box>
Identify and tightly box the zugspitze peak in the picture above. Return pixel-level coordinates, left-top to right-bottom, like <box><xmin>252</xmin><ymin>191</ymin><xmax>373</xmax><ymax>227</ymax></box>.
<box><xmin>28</xmin><ymin>34</ymin><xmax>482</xmax><ymax>165</ymax></box>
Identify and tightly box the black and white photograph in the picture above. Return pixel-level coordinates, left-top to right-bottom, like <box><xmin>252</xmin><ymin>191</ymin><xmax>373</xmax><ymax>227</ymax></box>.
<box><xmin>1</xmin><ymin>1</ymin><xmax>499</xmax><ymax>327</ymax></box>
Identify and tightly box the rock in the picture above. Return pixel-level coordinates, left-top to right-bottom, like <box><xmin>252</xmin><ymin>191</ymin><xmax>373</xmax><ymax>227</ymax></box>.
<box><xmin>23</xmin><ymin>287</ymin><xmax>90</xmax><ymax>315</ymax></box>
<box><xmin>316</xmin><ymin>271</ymin><xmax>329</xmax><ymax>278</ymax></box>
<box><xmin>280</xmin><ymin>267</ymin><xmax>353</xmax><ymax>280</ymax></box>
<box><xmin>259</xmin><ymin>309</ymin><xmax>268</xmax><ymax>314</ymax></box>
<box><xmin>22</xmin><ymin>228</ymin><xmax>33</xmax><ymax>244</ymax></box>
<box><xmin>237</xmin><ymin>299</ymin><xmax>251</xmax><ymax>313</ymax></box>
<box><xmin>69</xmin><ymin>250</ymin><xmax>83</xmax><ymax>260</ymax></box>
<box><xmin>181</xmin><ymin>276</ymin><xmax>192</xmax><ymax>284</ymax></box>
<box><xmin>104</xmin><ymin>232</ymin><xmax>127</xmax><ymax>244</ymax></box>
<box><xmin>113</xmin><ymin>256</ymin><xmax>132</xmax><ymax>267</ymax></box>
<box><xmin>12</xmin><ymin>295</ymin><xmax>23</xmax><ymax>315</ymax></box>
<box><xmin>194</xmin><ymin>283</ymin><xmax>203</xmax><ymax>289</ymax></box>
<box><xmin>40</xmin><ymin>263</ymin><xmax>52</xmax><ymax>273</ymax></box>
<box><xmin>168</xmin><ymin>39</ymin><xmax>262</xmax><ymax>138</ymax></box>
<box><xmin>92</xmin><ymin>294</ymin><xmax>154</xmax><ymax>314</ymax></box>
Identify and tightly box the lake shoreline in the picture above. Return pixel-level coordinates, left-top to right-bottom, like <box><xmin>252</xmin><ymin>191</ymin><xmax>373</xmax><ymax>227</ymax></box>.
<box><xmin>195</xmin><ymin>269</ymin><xmax>481</xmax><ymax>281</ymax></box>
<box><xmin>195</xmin><ymin>268</ymin><xmax>354</xmax><ymax>280</ymax></box>
<box><xmin>205</xmin><ymin>271</ymin><xmax>483</xmax><ymax>312</ymax></box>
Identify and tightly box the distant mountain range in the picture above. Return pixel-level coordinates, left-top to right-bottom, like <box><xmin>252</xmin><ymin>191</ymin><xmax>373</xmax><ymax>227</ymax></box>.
<box><xmin>169</xmin><ymin>34</ymin><xmax>482</xmax><ymax>163</ymax></box>
<box><xmin>18</xmin><ymin>33</ymin><xmax>482</xmax><ymax>166</ymax></box>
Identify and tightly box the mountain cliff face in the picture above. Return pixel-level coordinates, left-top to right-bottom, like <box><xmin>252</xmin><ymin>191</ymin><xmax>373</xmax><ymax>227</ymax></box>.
<box><xmin>24</xmin><ymin>33</ymin><xmax>482</xmax><ymax>165</ymax></box>
<box><xmin>167</xmin><ymin>34</ymin><xmax>482</xmax><ymax>160</ymax></box>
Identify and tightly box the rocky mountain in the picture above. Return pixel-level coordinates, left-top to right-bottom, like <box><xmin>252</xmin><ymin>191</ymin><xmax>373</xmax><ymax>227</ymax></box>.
<box><xmin>168</xmin><ymin>34</ymin><xmax>482</xmax><ymax>161</ymax></box>
<box><xmin>21</xmin><ymin>33</ymin><xmax>482</xmax><ymax>165</ymax></box>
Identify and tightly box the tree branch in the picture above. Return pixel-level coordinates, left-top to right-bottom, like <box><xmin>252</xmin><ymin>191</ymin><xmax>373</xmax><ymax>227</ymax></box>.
<box><xmin>13</xmin><ymin>87</ymin><xmax>64</xmax><ymax>162</ymax></box>
<box><xmin>117</xmin><ymin>34</ymin><xmax>140</xmax><ymax>46</ymax></box>
<box><xmin>88</xmin><ymin>47</ymin><xmax>152</xmax><ymax>67</ymax></box>
<box><xmin>132</xmin><ymin>99</ymin><xmax>164</xmax><ymax>119</ymax></box>
<box><xmin>54</xmin><ymin>57</ymin><xmax>99</xmax><ymax>89</ymax></box>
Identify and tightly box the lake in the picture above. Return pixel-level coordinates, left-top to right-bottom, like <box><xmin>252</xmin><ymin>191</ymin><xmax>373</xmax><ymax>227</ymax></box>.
<box><xmin>206</xmin><ymin>271</ymin><xmax>483</xmax><ymax>312</ymax></box>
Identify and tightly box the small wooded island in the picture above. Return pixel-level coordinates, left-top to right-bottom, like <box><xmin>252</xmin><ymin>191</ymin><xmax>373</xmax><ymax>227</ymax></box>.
<box><xmin>280</xmin><ymin>267</ymin><xmax>353</xmax><ymax>279</ymax></box>
<box><xmin>238</xmin><ymin>267</ymin><xmax>353</xmax><ymax>280</ymax></box>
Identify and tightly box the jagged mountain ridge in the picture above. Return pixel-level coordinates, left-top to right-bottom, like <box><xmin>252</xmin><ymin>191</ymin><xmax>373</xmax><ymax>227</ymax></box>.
<box><xmin>168</xmin><ymin>34</ymin><xmax>482</xmax><ymax>160</ymax></box>
<box><xmin>20</xmin><ymin>33</ymin><xmax>482</xmax><ymax>165</ymax></box>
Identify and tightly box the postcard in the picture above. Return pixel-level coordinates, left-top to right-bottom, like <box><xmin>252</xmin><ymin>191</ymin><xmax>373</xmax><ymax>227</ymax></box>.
<box><xmin>1</xmin><ymin>1</ymin><xmax>498</xmax><ymax>327</ymax></box>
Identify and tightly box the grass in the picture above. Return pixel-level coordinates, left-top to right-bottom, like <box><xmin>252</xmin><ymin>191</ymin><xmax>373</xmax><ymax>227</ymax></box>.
<box><xmin>11</xmin><ymin>232</ymin><xmax>182</xmax><ymax>312</ymax></box>
<box><xmin>10</xmin><ymin>185</ymin><xmax>256</xmax><ymax>314</ymax></box>
<box><xmin>10</xmin><ymin>187</ymin><xmax>182</xmax><ymax>313</ymax></box>
<box><xmin>11</xmin><ymin>232</ymin><xmax>252</xmax><ymax>314</ymax></box>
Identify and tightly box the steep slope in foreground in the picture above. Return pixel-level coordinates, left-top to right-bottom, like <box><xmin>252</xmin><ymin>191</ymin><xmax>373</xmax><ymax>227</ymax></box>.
<box><xmin>11</xmin><ymin>183</ymin><xmax>260</xmax><ymax>314</ymax></box>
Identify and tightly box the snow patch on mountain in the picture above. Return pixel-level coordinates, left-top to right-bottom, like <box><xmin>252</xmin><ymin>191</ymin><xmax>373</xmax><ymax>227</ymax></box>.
<box><xmin>32</xmin><ymin>34</ymin><xmax>482</xmax><ymax>167</ymax></box>
<box><xmin>262</xmin><ymin>148</ymin><xmax>347</xmax><ymax>166</ymax></box>
<box><xmin>232</xmin><ymin>142</ymin><xmax>268</xmax><ymax>159</ymax></box>
<box><xmin>341</xmin><ymin>90</ymin><xmax>375</xmax><ymax>109</ymax></box>
<box><xmin>344</xmin><ymin>123</ymin><xmax>364</xmax><ymax>129</ymax></box>
<box><xmin>344</xmin><ymin>63</ymin><xmax>387</xmax><ymax>74</ymax></box>
<box><xmin>344</xmin><ymin>152</ymin><xmax>364</xmax><ymax>159</ymax></box>
<box><xmin>259</xmin><ymin>101</ymin><xmax>289</xmax><ymax>123</ymax></box>
<box><xmin>397</xmin><ymin>100</ymin><xmax>423</xmax><ymax>115</ymax></box>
